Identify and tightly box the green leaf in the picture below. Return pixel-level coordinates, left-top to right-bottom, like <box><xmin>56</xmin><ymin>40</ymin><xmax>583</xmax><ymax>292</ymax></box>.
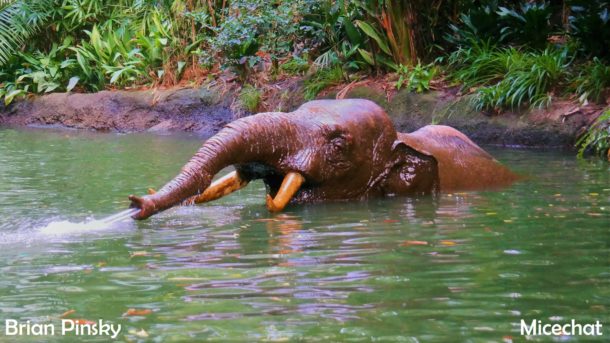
<box><xmin>357</xmin><ymin>48</ymin><xmax>375</xmax><ymax>65</ymax></box>
<box><xmin>60</xmin><ymin>58</ymin><xmax>75</xmax><ymax>69</ymax></box>
<box><xmin>4</xmin><ymin>89</ymin><xmax>24</xmax><ymax>105</ymax></box>
<box><xmin>343</xmin><ymin>19</ymin><xmax>362</xmax><ymax>46</ymax></box>
<box><xmin>19</xmin><ymin>53</ymin><xmax>39</xmax><ymax>66</ymax></box>
<box><xmin>177</xmin><ymin>61</ymin><xmax>186</xmax><ymax>76</ymax></box>
<box><xmin>43</xmin><ymin>82</ymin><xmax>59</xmax><ymax>93</ymax></box>
<box><xmin>185</xmin><ymin>38</ymin><xmax>204</xmax><ymax>53</ymax></box>
<box><xmin>355</xmin><ymin>20</ymin><xmax>391</xmax><ymax>56</ymax></box>
<box><xmin>396</xmin><ymin>75</ymin><xmax>405</xmax><ymax>90</ymax></box>
<box><xmin>375</xmin><ymin>54</ymin><xmax>398</xmax><ymax>71</ymax></box>
<box><xmin>66</xmin><ymin>76</ymin><xmax>79</xmax><ymax>92</ymax></box>
<box><xmin>74</xmin><ymin>51</ymin><xmax>91</xmax><ymax>77</ymax></box>
<box><xmin>110</xmin><ymin>69</ymin><xmax>124</xmax><ymax>84</ymax></box>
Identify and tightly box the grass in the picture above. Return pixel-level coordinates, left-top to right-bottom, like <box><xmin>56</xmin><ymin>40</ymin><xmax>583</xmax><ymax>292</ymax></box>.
<box><xmin>447</xmin><ymin>40</ymin><xmax>510</xmax><ymax>89</ymax></box>
<box><xmin>280</xmin><ymin>56</ymin><xmax>310</xmax><ymax>76</ymax></box>
<box><xmin>573</xmin><ymin>57</ymin><xmax>610</xmax><ymax>104</ymax></box>
<box><xmin>303</xmin><ymin>66</ymin><xmax>344</xmax><ymax>100</ymax></box>
<box><xmin>577</xmin><ymin>109</ymin><xmax>610</xmax><ymax>159</ymax></box>
<box><xmin>448</xmin><ymin>44</ymin><xmax>571</xmax><ymax>111</ymax></box>
<box><xmin>238</xmin><ymin>84</ymin><xmax>262</xmax><ymax>112</ymax></box>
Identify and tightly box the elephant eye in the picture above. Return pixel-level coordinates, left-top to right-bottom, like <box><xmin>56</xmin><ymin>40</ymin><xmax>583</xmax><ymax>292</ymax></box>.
<box><xmin>323</xmin><ymin>129</ymin><xmax>352</xmax><ymax>168</ymax></box>
<box><xmin>330</xmin><ymin>137</ymin><xmax>346</xmax><ymax>150</ymax></box>
<box><xmin>323</xmin><ymin>134</ymin><xmax>352</xmax><ymax>171</ymax></box>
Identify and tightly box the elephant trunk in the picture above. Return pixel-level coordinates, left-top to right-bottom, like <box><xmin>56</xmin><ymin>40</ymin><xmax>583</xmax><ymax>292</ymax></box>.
<box><xmin>130</xmin><ymin>113</ymin><xmax>297</xmax><ymax>219</ymax></box>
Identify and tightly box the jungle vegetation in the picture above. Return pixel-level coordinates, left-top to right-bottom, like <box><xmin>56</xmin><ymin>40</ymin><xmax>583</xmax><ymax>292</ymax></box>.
<box><xmin>0</xmin><ymin>0</ymin><xmax>608</xmax><ymax>157</ymax></box>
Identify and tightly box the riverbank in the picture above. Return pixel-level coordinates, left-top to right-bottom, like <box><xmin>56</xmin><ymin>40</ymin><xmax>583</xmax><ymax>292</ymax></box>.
<box><xmin>0</xmin><ymin>80</ymin><xmax>604</xmax><ymax>149</ymax></box>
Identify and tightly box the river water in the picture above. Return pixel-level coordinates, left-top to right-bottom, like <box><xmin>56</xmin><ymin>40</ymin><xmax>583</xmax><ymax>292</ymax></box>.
<box><xmin>0</xmin><ymin>128</ymin><xmax>608</xmax><ymax>342</ymax></box>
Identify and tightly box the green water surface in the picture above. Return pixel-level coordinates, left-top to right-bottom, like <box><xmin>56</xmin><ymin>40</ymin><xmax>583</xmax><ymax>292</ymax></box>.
<box><xmin>0</xmin><ymin>128</ymin><xmax>608</xmax><ymax>342</ymax></box>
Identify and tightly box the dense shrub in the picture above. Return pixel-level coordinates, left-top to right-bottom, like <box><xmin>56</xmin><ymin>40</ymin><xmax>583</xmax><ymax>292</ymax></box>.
<box><xmin>449</xmin><ymin>45</ymin><xmax>571</xmax><ymax>111</ymax></box>
<box><xmin>204</xmin><ymin>1</ymin><xmax>308</xmax><ymax>77</ymax></box>
<box><xmin>396</xmin><ymin>62</ymin><xmax>438</xmax><ymax>93</ymax></box>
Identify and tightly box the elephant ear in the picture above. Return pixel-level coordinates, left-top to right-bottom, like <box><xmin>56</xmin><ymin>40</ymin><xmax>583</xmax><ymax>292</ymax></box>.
<box><xmin>391</xmin><ymin>140</ymin><xmax>435</xmax><ymax>164</ymax></box>
<box><xmin>386</xmin><ymin>140</ymin><xmax>440</xmax><ymax>194</ymax></box>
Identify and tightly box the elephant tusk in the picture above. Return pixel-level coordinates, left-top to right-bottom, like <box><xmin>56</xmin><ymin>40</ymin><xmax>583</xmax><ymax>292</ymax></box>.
<box><xmin>266</xmin><ymin>172</ymin><xmax>305</xmax><ymax>212</ymax></box>
<box><xmin>184</xmin><ymin>171</ymin><xmax>249</xmax><ymax>205</ymax></box>
<box><xmin>147</xmin><ymin>188</ymin><xmax>157</xmax><ymax>195</ymax></box>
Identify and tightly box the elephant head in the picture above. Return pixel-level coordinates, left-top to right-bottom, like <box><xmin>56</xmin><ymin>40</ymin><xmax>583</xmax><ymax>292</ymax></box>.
<box><xmin>129</xmin><ymin>99</ymin><xmax>439</xmax><ymax>219</ymax></box>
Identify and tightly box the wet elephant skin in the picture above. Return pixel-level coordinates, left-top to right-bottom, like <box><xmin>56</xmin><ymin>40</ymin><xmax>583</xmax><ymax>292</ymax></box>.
<box><xmin>129</xmin><ymin>99</ymin><xmax>517</xmax><ymax>219</ymax></box>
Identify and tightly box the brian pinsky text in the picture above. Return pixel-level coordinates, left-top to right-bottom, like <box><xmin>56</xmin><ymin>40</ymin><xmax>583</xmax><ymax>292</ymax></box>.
<box><xmin>4</xmin><ymin>319</ymin><xmax>121</xmax><ymax>339</ymax></box>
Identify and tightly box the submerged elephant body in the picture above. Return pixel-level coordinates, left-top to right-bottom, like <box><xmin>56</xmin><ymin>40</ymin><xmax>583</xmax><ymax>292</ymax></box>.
<box><xmin>399</xmin><ymin>126</ymin><xmax>517</xmax><ymax>191</ymax></box>
<box><xmin>130</xmin><ymin>99</ymin><xmax>517</xmax><ymax>219</ymax></box>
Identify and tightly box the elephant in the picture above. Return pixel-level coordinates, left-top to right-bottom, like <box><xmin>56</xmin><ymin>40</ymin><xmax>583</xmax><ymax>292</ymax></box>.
<box><xmin>129</xmin><ymin>99</ymin><xmax>517</xmax><ymax>219</ymax></box>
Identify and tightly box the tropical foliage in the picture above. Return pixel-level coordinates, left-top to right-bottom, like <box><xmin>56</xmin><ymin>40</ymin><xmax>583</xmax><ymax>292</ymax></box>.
<box><xmin>0</xmin><ymin>0</ymin><xmax>316</xmax><ymax>102</ymax></box>
<box><xmin>449</xmin><ymin>46</ymin><xmax>571</xmax><ymax>111</ymax></box>
<box><xmin>577</xmin><ymin>108</ymin><xmax>610</xmax><ymax>158</ymax></box>
<box><xmin>396</xmin><ymin>63</ymin><xmax>438</xmax><ymax>93</ymax></box>
<box><xmin>0</xmin><ymin>0</ymin><xmax>608</xmax><ymax>157</ymax></box>
<box><xmin>303</xmin><ymin>65</ymin><xmax>343</xmax><ymax>100</ymax></box>
<box><xmin>569</xmin><ymin>0</ymin><xmax>610</xmax><ymax>61</ymax></box>
<box><xmin>447</xmin><ymin>1</ymin><xmax>554</xmax><ymax>50</ymax></box>
<box><xmin>573</xmin><ymin>58</ymin><xmax>610</xmax><ymax>104</ymax></box>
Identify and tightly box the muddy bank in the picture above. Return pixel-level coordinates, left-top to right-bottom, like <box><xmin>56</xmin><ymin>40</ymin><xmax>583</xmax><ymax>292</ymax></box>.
<box><xmin>336</xmin><ymin>85</ymin><xmax>603</xmax><ymax>148</ymax></box>
<box><xmin>386</xmin><ymin>90</ymin><xmax>602</xmax><ymax>148</ymax></box>
<box><xmin>0</xmin><ymin>84</ymin><xmax>602</xmax><ymax>148</ymax></box>
<box><xmin>0</xmin><ymin>87</ymin><xmax>235</xmax><ymax>136</ymax></box>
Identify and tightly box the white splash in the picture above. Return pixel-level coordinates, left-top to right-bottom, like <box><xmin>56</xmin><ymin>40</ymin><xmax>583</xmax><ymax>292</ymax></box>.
<box><xmin>39</xmin><ymin>208</ymin><xmax>139</xmax><ymax>235</ymax></box>
<box><xmin>39</xmin><ymin>219</ymin><xmax>110</xmax><ymax>235</ymax></box>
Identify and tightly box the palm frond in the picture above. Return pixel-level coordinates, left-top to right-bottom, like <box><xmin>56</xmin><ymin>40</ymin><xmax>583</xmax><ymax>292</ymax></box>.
<box><xmin>0</xmin><ymin>1</ymin><xmax>15</xmax><ymax>10</ymax></box>
<box><xmin>0</xmin><ymin>0</ymin><xmax>54</xmax><ymax>66</ymax></box>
